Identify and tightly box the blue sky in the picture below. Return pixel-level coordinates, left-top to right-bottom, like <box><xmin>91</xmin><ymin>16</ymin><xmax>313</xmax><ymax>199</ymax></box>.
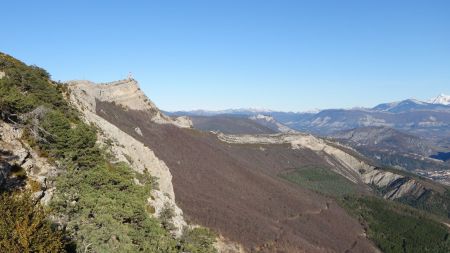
<box><xmin>2</xmin><ymin>1</ymin><xmax>450</xmax><ymax>111</ymax></box>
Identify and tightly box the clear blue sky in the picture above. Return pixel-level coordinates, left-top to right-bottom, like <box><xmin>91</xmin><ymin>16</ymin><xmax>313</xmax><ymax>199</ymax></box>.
<box><xmin>2</xmin><ymin>1</ymin><xmax>450</xmax><ymax>111</ymax></box>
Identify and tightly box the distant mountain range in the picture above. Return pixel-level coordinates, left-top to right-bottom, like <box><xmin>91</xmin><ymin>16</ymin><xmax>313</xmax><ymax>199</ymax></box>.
<box><xmin>170</xmin><ymin>94</ymin><xmax>450</xmax><ymax>139</ymax></box>
<box><xmin>373</xmin><ymin>98</ymin><xmax>450</xmax><ymax>113</ymax></box>
<box><xmin>330</xmin><ymin>126</ymin><xmax>450</xmax><ymax>172</ymax></box>
<box><xmin>170</xmin><ymin>95</ymin><xmax>450</xmax><ymax>172</ymax></box>
<box><xmin>170</xmin><ymin>94</ymin><xmax>450</xmax><ymax>116</ymax></box>
<box><xmin>331</xmin><ymin>126</ymin><xmax>435</xmax><ymax>156</ymax></box>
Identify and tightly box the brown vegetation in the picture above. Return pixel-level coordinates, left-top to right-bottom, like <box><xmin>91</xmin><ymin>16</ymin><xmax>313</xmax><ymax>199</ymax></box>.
<box><xmin>0</xmin><ymin>191</ymin><xmax>65</xmax><ymax>253</ymax></box>
<box><xmin>97</xmin><ymin>101</ymin><xmax>377</xmax><ymax>252</ymax></box>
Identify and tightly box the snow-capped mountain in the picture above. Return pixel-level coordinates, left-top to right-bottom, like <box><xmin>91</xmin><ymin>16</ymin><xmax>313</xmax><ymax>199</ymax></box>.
<box><xmin>429</xmin><ymin>94</ymin><xmax>450</xmax><ymax>105</ymax></box>
<box><xmin>372</xmin><ymin>99</ymin><xmax>428</xmax><ymax>113</ymax></box>
<box><xmin>169</xmin><ymin>94</ymin><xmax>450</xmax><ymax>139</ymax></box>
<box><xmin>372</xmin><ymin>96</ymin><xmax>450</xmax><ymax>113</ymax></box>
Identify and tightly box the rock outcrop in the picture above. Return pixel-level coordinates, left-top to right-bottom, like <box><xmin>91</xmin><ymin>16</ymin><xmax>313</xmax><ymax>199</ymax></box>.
<box><xmin>67</xmin><ymin>79</ymin><xmax>192</xmax><ymax>128</ymax></box>
<box><xmin>0</xmin><ymin>122</ymin><xmax>58</xmax><ymax>204</ymax></box>
<box><xmin>67</xmin><ymin>79</ymin><xmax>188</xmax><ymax>236</ymax></box>
<box><xmin>361</xmin><ymin>168</ymin><xmax>427</xmax><ymax>200</ymax></box>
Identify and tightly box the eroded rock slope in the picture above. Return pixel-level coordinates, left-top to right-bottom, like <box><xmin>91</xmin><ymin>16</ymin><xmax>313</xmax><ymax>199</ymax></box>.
<box><xmin>0</xmin><ymin>122</ymin><xmax>58</xmax><ymax>204</ymax></box>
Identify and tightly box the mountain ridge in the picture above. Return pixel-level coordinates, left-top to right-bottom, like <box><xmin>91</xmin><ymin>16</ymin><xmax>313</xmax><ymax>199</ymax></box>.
<box><xmin>170</xmin><ymin>94</ymin><xmax>450</xmax><ymax>116</ymax></box>
<box><xmin>2</xmin><ymin>51</ymin><xmax>450</xmax><ymax>252</ymax></box>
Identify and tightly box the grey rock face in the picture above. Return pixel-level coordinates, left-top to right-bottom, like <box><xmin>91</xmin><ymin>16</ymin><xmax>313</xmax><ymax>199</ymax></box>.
<box><xmin>68</xmin><ymin>80</ymin><xmax>188</xmax><ymax>236</ymax></box>
<box><xmin>0</xmin><ymin>122</ymin><xmax>58</xmax><ymax>204</ymax></box>
<box><xmin>67</xmin><ymin>79</ymin><xmax>192</xmax><ymax>128</ymax></box>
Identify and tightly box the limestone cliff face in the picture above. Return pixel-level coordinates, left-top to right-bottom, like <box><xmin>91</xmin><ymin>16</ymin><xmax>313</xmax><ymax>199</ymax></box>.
<box><xmin>67</xmin><ymin>79</ymin><xmax>192</xmax><ymax>128</ymax></box>
<box><xmin>218</xmin><ymin>133</ymin><xmax>429</xmax><ymax>200</ymax></box>
<box><xmin>361</xmin><ymin>169</ymin><xmax>427</xmax><ymax>200</ymax></box>
<box><xmin>67</xmin><ymin>79</ymin><xmax>188</xmax><ymax>236</ymax></box>
<box><xmin>0</xmin><ymin>122</ymin><xmax>58</xmax><ymax>204</ymax></box>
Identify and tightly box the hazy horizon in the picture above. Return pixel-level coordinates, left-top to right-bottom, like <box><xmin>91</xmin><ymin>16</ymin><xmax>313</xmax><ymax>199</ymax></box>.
<box><xmin>2</xmin><ymin>0</ymin><xmax>449</xmax><ymax>111</ymax></box>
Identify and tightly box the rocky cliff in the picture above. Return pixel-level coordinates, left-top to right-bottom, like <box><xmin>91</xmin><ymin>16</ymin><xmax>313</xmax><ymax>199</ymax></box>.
<box><xmin>68</xmin><ymin>79</ymin><xmax>192</xmax><ymax>128</ymax></box>
<box><xmin>67</xmin><ymin>79</ymin><xmax>189</xmax><ymax>236</ymax></box>
<box><xmin>0</xmin><ymin>122</ymin><xmax>58</xmax><ymax>204</ymax></box>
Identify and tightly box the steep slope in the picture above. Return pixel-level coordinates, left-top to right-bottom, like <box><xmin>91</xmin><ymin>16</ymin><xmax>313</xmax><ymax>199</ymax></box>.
<box><xmin>93</xmin><ymin>100</ymin><xmax>378</xmax><ymax>252</ymax></box>
<box><xmin>68</xmin><ymin>79</ymin><xmax>189</xmax><ymax>235</ymax></box>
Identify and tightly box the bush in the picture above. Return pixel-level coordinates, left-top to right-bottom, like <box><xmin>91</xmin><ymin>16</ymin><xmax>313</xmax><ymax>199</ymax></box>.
<box><xmin>180</xmin><ymin>227</ymin><xmax>218</xmax><ymax>253</ymax></box>
<box><xmin>0</xmin><ymin>191</ymin><xmax>65</xmax><ymax>252</ymax></box>
<box><xmin>38</xmin><ymin>110</ymin><xmax>100</xmax><ymax>169</ymax></box>
<box><xmin>51</xmin><ymin>163</ymin><xmax>180</xmax><ymax>252</ymax></box>
<box><xmin>0</xmin><ymin>84</ymin><xmax>36</xmax><ymax>121</ymax></box>
<box><xmin>160</xmin><ymin>203</ymin><xmax>176</xmax><ymax>232</ymax></box>
<box><xmin>0</xmin><ymin>53</ymin><xmax>71</xmax><ymax>121</ymax></box>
